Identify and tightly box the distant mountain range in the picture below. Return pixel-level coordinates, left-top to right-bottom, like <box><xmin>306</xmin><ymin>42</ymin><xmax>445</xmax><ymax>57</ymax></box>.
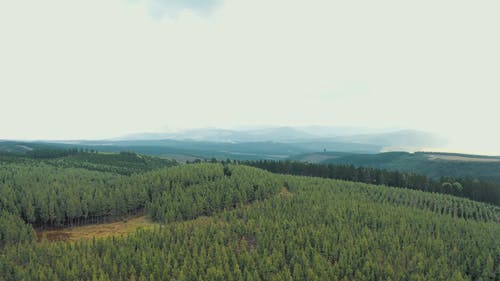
<box><xmin>120</xmin><ymin>127</ymin><xmax>320</xmax><ymax>142</ymax></box>
<box><xmin>3</xmin><ymin>128</ymin><xmax>500</xmax><ymax>182</ymax></box>
<box><xmin>0</xmin><ymin>127</ymin><xmax>445</xmax><ymax>161</ymax></box>
<box><xmin>119</xmin><ymin>126</ymin><xmax>444</xmax><ymax>152</ymax></box>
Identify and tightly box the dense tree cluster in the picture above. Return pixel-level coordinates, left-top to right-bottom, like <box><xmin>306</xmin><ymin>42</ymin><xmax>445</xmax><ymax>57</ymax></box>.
<box><xmin>27</xmin><ymin>148</ymin><xmax>96</xmax><ymax>159</ymax></box>
<box><xmin>1</xmin><ymin>152</ymin><xmax>499</xmax><ymax>280</ymax></box>
<box><xmin>1</xmin><ymin>173</ymin><xmax>498</xmax><ymax>280</ymax></box>
<box><xmin>0</xmin><ymin>150</ymin><xmax>177</xmax><ymax>176</ymax></box>
<box><xmin>0</xmin><ymin>162</ymin><xmax>281</xmax><ymax>243</ymax></box>
<box><xmin>0</xmin><ymin>163</ymin><xmax>133</xmax><ymax>227</ymax></box>
<box><xmin>145</xmin><ymin>165</ymin><xmax>281</xmax><ymax>222</ymax></box>
<box><xmin>245</xmin><ymin>160</ymin><xmax>500</xmax><ymax>206</ymax></box>
<box><xmin>0</xmin><ymin>162</ymin><xmax>272</xmax><ymax>227</ymax></box>
<box><xmin>0</xmin><ymin>211</ymin><xmax>35</xmax><ymax>247</ymax></box>
<box><xmin>45</xmin><ymin>151</ymin><xmax>177</xmax><ymax>175</ymax></box>
<box><xmin>321</xmin><ymin>151</ymin><xmax>500</xmax><ymax>183</ymax></box>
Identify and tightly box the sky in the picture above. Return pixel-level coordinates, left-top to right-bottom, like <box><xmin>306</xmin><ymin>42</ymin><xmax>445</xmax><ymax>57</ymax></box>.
<box><xmin>0</xmin><ymin>0</ymin><xmax>499</xmax><ymax>155</ymax></box>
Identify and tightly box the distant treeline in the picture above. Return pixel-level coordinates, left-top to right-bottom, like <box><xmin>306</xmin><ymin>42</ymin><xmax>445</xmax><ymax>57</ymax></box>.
<box><xmin>0</xmin><ymin>149</ymin><xmax>177</xmax><ymax>176</ymax></box>
<box><xmin>4</xmin><ymin>147</ymin><xmax>140</xmax><ymax>160</ymax></box>
<box><xmin>245</xmin><ymin>160</ymin><xmax>500</xmax><ymax>206</ymax></box>
<box><xmin>28</xmin><ymin>148</ymin><xmax>98</xmax><ymax>159</ymax></box>
<box><xmin>320</xmin><ymin>151</ymin><xmax>500</xmax><ymax>183</ymax></box>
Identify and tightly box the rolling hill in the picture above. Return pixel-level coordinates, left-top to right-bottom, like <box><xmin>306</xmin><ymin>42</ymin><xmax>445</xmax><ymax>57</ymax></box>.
<box><xmin>291</xmin><ymin>151</ymin><xmax>500</xmax><ymax>182</ymax></box>
<box><xmin>0</xmin><ymin>153</ymin><xmax>499</xmax><ymax>280</ymax></box>
<box><xmin>0</xmin><ymin>126</ymin><xmax>442</xmax><ymax>161</ymax></box>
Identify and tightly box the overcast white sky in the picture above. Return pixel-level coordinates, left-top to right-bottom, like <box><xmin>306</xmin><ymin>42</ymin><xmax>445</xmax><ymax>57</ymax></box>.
<box><xmin>1</xmin><ymin>0</ymin><xmax>499</xmax><ymax>154</ymax></box>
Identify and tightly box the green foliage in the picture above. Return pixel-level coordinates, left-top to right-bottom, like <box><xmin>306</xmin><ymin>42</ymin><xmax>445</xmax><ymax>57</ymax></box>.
<box><xmin>1</xmin><ymin>154</ymin><xmax>499</xmax><ymax>280</ymax></box>
<box><xmin>246</xmin><ymin>160</ymin><xmax>500</xmax><ymax>206</ymax></box>
<box><xmin>145</xmin><ymin>164</ymin><xmax>281</xmax><ymax>222</ymax></box>
<box><xmin>0</xmin><ymin>211</ymin><xmax>35</xmax><ymax>246</ymax></box>
<box><xmin>0</xmin><ymin>162</ymin><xmax>279</xmax><ymax>228</ymax></box>
<box><xmin>0</xmin><ymin>163</ymin><xmax>133</xmax><ymax>226</ymax></box>
<box><xmin>0</xmin><ymin>148</ymin><xmax>178</xmax><ymax>175</ymax></box>
<box><xmin>44</xmin><ymin>151</ymin><xmax>177</xmax><ymax>175</ymax></box>
<box><xmin>316</xmin><ymin>151</ymin><xmax>500</xmax><ymax>183</ymax></box>
<box><xmin>0</xmin><ymin>174</ymin><xmax>499</xmax><ymax>280</ymax></box>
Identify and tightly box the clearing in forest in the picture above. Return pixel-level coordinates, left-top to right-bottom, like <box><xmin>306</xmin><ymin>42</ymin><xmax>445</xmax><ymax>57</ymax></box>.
<box><xmin>36</xmin><ymin>216</ymin><xmax>156</xmax><ymax>242</ymax></box>
<box><xmin>36</xmin><ymin>187</ymin><xmax>293</xmax><ymax>243</ymax></box>
<box><xmin>426</xmin><ymin>154</ymin><xmax>500</xmax><ymax>162</ymax></box>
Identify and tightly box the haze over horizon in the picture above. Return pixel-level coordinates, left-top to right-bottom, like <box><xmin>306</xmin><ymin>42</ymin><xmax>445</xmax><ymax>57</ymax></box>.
<box><xmin>1</xmin><ymin>0</ymin><xmax>499</xmax><ymax>155</ymax></box>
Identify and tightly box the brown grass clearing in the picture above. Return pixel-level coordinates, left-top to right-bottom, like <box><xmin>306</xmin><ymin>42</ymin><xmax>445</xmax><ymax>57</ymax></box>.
<box><xmin>36</xmin><ymin>216</ymin><xmax>156</xmax><ymax>242</ymax></box>
<box><xmin>36</xmin><ymin>187</ymin><xmax>292</xmax><ymax>243</ymax></box>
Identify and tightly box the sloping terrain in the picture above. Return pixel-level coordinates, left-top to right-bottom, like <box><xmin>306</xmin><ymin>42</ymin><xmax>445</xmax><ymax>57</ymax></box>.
<box><xmin>0</xmin><ymin>154</ymin><xmax>499</xmax><ymax>280</ymax></box>
<box><xmin>293</xmin><ymin>151</ymin><xmax>500</xmax><ymax>182</ymax></box>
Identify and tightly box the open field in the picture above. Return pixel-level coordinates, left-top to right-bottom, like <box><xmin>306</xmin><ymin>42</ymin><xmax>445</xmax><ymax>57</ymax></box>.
<box><xmin>426</xmin><ymin>154</ymin><xmax>500</xmax><ymax>162</ymax></box>
<box><xmin>36</xmin><ymin>216</ymin><xmax>156</xmax><ymax>242</ymax></box>
<box><xmin>36</xmin><ymin>215</ymin><xmax>231</xmax><ymax>243</ymax></box>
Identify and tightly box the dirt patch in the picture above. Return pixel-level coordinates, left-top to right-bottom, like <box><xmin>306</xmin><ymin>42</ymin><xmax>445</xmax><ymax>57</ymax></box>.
<box><xmin>37</xmin><ymin>231</ymin><xmax>70</xmax><ymax>242</ymax></box>
<box><xmin>36</xmin><ymin>216</ymin><xmax>156</xmax><ymax>242</ymax></box>
<box><xmin>36</xmin><ymin>188</ymin><xmax>293</xmax><ymax>243</ymax></box>
<box><xmin>278</xmin><ymin>187</ymin><xmax>292</xmax><ymax>197</ymax></box>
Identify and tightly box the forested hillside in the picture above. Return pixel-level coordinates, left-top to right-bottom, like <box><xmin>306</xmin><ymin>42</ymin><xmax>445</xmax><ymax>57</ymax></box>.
<box><xmin>0</xmin><ymin>149</ymin><xmax>177</xmax><ymax>175</ymax></box>
<box><xmin>246</xmin><ymin>160</ymin><xmax>500</xmax><ymax>206</ymax></box>
<box><xmin>0</xmin><ymin>160</ymin><xmax>277</xmax><ymax>229</ymax></box>
<box><xmin>292</xmin><ymin>151</ymin><xmax>500</xmax><ymax>183</ymax></box>
<box><xmin>0</xmin><ymin>153</ymin><xmax>499</xmax><ymax>280</ymax></box>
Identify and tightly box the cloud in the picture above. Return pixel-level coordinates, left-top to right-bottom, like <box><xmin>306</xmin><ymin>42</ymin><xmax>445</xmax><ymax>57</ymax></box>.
<box><xmin>1</xmin><ymin>0</ymin><xmax>500</xmax><ymax>154</ymax></box>
<box><xmin>149</xmin><ymin>0</ymin><xmax>221</xmax><ymax>19</ymax></box>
